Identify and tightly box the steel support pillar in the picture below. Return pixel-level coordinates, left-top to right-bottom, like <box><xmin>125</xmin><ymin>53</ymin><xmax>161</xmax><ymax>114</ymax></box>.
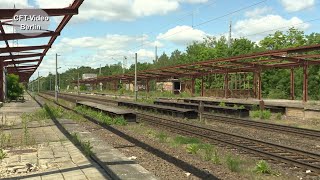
<box><xmin>290</xmin><ymin>68</ymin><xmax>295</xmax><ymax>100</ymax></box>
<box><xmin>224</xmin><ymin>73</ymin><xmax>229</xmax><ymax>98</ymax></box>
<box><xmin>191</xmin><ymin>78</ymin><xmax>195</xmax><ymax>96</ymax></box>
<box><xmin>0</xmin><ymin>60</ymin><xmax>3</xmax><ymax>102</ymax></box>
<box><xmin>303</xmin><ymin>63</ymin><xmax>308</xmax><ymax>102</ymax></box>
<box><xmin>201</xmin><ymin>76</ymin><xmax>204</xmax><ymax>97</ymax></box>
<box><xmin>253</xmin><ymin>72</ymin><xmax>257</xmax><ymax>98</ymax></box>
<box><xmin>257</xmin><ymin>71</ymin><xmax>262</xmax><ymax>100</ymax></box>
<box><xmin>146</xmin><ymin>80</ymin><xmax>150</xmax><ymax>93</ymax></box>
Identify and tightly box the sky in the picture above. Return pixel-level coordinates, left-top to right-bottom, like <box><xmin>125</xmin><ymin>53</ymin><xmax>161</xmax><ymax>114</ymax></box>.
<box><xmin>0</xmin><ymin>0</ymin><xmax>319</xmax><ymax>80</ymax></box>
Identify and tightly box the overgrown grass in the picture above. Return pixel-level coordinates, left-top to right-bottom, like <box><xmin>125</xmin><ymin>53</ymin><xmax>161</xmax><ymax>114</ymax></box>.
<box><xmin>0</xmin><ymin>133</ymin><xmax>11</xmax><ymax>148</ymax></box>
<box><xmin>226</xmin><ymin>155</ymin><xmax>241</xmax><ymax>172</ymax></box>
<box><xmin>186</xmin><ymin>143</ymin><xmax>201</xmax><ymax>154</ymax></box>
<box><xmin>71</xmin><ymin>133</ymin><xmax>93</xmax><ymax>157</ymax></box>
<box><xmin>250</xmin><ymin>110</ymin><xmax>272</xmax><ymax>120</ymax></box>
<box><xmin>254</xmin><ymin>160</ymin><xmax>271</xmax><ymax>174</ymax></box>
<box><xmin>0</xmin><ymin>149</ymin><xmax>7</xmax><ymax>160</ymax></box>
<box><xmin>74</xmin><ymin>106</ymin><xmax>127</xmax><ymax>125</ymax></box>
<box><xmin>155</xmin><ymin>132</ymin><xmax>168</xmax><ymax>143</ymax></box>
<box><xmin>219</xmin><ymin>102</ymin><xmax>226</xmax><ymax>107</ymax></box>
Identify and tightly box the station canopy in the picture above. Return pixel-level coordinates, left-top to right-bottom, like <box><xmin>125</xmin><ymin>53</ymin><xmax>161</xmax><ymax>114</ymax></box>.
<box><xmin>79</xmin><ymin>44</ymin><xmax>320</xmax><ymax>83</ymax></box>
<box><xmin>0</xmin><ymin>0</ymin><xmax>83</xmax><ymax>82</ymax></box>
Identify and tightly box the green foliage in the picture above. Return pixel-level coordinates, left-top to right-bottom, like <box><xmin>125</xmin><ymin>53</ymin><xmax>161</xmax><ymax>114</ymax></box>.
<box><xmin>7</xmin><ymin>74</ymin><xmax>24</xmax><ymax>100</ymax></box>
<box><xmin>173</xmin><ymin>136</ymin><xmax>200</xmax><ymax>145</ymax></box>
<box><xmin>74</xmin><ymin>106</ymin><xmax>127</xmax><ymax>125</ymax></box>
<box><xmin>275</xmin><ymin>113</ymin><xmax>282</xmax><ymax>120</ymax></box>
<box><xmin>202</xmin><ymin>144</ymin><xmax>215</xmax><ymax>161</ymax></box>
<box><xmin>186</xmin><ymin>143</ymin><xmax>200</xmax><ymax>154</ymax></box>
<box><xmin>251</xmin><ymin>110</ymin><xmax>271</xmax><ymax>120</ymax></box>
<box><xmin>71</xmin><ymin>133</ymin><xmax>93</xmax><ymax>156</ymax></box>
<box><xmin>0</xmin><ymin>133</ymin><xmax>11</xmax><ymax>148</ymax></box>
<box><xmin>0</xmin><ymin>149</ymin><xmax>7</xmax><ymax>160</ymax></box>
<box><xmin>219</xmin><ymin>102</ymin><xmax>226</xmax><ymax>107</ymax></box>
<box><xmin>212</xmin><ymin>150</ymin><xmax>221</xmax><ymax>164</ymax></box>
<box><xmin>226</xmin><ymin>155</ymin><xmax>241</xmax><ymax>172</ymax></box>
<box><xmin>254</xmin><ymin>160</ymin><xmax>271</xmax><ymax>174</ymax></box>
<box><xmin>155</xmin><ymin>132</ymin><xmax>168</xmax><ymax>143</ymax></box>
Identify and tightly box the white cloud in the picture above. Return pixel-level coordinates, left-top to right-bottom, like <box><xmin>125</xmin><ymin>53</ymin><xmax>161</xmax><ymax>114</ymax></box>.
<box><xmin>0</xmin><ymin>0</ymin><xmax>29</xmax><ymax>8</ymax></box>
<box><xmin>244</xmin><ymin>7</ymin><xmax>272</xmax><ymax>17</ymax></box>
<box><xmin>279</xmin><ymin>0</ymin><xmax>315</xmax><ymax>12</ymax></box>
<box><xmin>36</xmin><ymin>0</ymin><xmax>208</xmax><ymax>22</ymax></box>
<box><xmin>234</xmin><ymin>15</ymin><xmax>309</xmax><ymax>41</ymax></box>
<box><xmin>157</xmin><ymin>25</ymin><xmax>208</xmax><ymax>45</ymax></box>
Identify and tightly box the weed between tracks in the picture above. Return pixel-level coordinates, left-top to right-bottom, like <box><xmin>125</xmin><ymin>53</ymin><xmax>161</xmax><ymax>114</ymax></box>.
<box><xmin>74</xmin><ymin>106</ymin><xmax>127</xmax><ymax>126</ymax></box>
<box><xmin>71</xmin><ymin>133</ymin><xmax>93</xmax><ymax>157</ymax></box>
<box><xmin>128</xmin><ymin>123</ymin><xmax>284</xmax><ymax>179</ymax></box>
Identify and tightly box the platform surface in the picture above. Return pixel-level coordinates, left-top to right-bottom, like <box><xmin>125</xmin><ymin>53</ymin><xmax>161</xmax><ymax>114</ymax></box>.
<box><xmin>0</xmin><ymin>94</ymin><xmax>111</xmax><ymax>179</ymax></box>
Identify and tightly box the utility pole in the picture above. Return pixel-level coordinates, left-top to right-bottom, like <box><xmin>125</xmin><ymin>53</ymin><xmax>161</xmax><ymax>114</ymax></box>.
<box><xmin>55</xmin><ymin>53</ymin><xmax>59</xmax><ymax>101</ymax></box>
<box><xmin>50</xmin><ymin>75</ymin><xmax>52</xmax><ymax>91</ymax></box>
<box><xmin>32</xmin><ymin>79</ymin><xmax>34</xmax><ymax>91</ymax></box>
<box><xmin>38</xmin><ymin>71</ymin><xmax>40</xmax><ymax>93</ymax></box>
<box><xmin>77</xmin><ymin>72</ymin><xmax>80</xmax><ymax>95</ymax></box>
<box><xmin>135</xmin><ymin>53</ymin><xmax>138</xmax><ymax>101</ymax></box>
<box><xmin>155</xmin><ymin>46</ymin><xmax>158</xmax><ymax>62</ymax></box>
<box><xmin>228</xmin><ymin>20</ymin><xmax>232</xmax><ymax>48</ymax></box>
<box><xmin>99</xmin><ymin>64</ymin><xmax>102</xmax><ymax>75</ymax></box>
<box><xmin>123</xmin><ymin>56</ymin><xmax>127</xmax><ymax>74</ymax></box>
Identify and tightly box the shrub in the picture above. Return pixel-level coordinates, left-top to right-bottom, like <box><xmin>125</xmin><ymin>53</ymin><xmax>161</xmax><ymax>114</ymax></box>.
<box><xmin>254</xmin><ymin>160</ymin><xmax>271</xmax><ymax>174</ymax></box>
<box><xmin>250</xmin><ymin>110</ymin><xmax>271</xmax><ymax>120</ymax></box>
<box><xmin>7</xmin><ymin>74</ymin><xmax>24</xmax><ymax>100</ymax></box>
<box><xmin>226</xmin><ymin>155</ymin><xmax>241</xmax><ymax>172</ymax></box>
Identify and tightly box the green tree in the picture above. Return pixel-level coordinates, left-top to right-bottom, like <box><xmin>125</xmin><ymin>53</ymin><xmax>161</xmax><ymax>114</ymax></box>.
<box><xmin>7</xmin><ymin>74</ymin><xmax>24</xmax><ymax>100</ymax></box>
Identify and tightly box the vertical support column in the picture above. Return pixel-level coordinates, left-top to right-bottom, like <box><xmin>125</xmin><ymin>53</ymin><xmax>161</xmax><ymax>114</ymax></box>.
<box><xmin>253</xmin><ymin>72</ymin><xmax>257</xmax><ymax>98</ymax></box>
<box><xmin>201</xmin><ymin>76</ymin><xmax>204</xmax><ymax>97</ymax></box>
<box><xmin>146</xmin><ymin>80</ymin><xmax>150</xmax><ymax>93</ymax></box>
<box><xmin>0</xmin><ymin>60</ymin><xmax>3</xmax><ymax>102</ymax></box>
<box><xmin>290</xmin><ymin>68</ymin><xmax>295</xmax><ymax>100</ymax></box>
<box><xmin>257</xmin><ymin>71</ymin><xmax>262</xmax><ymax>100</ymax></box>
<box><xmin>191</xmin><ymin>77</ymin><xmax>195</xmax><ymax>96</ymax></box>
<box><xmin>303</xmin><ymin>63</ymin><xmax>308</xmax><ymax>102</ymax></box>
<box><xmin>224</xmin><ymin>72</ymin><xmax>229</xmax><ymax>98</ymax></box>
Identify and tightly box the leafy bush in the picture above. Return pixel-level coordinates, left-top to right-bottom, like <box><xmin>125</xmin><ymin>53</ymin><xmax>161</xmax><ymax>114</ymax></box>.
<box><xmin>226</xmin><ymin>155</ymin><xmax>241</xmax><ymax>172</ymax></box>
<box><xmin>250</xmin><ymin>110</ymin><xmax>271</xmax><ymax>120</ymax></box>
<box><xmin>254</xmin><ymin>160</ymin><xmax>271</xmax><ymax>174</ymax></box>
<box><xmin>7</xmin><ymin>74</ymin><xmax>24</xmax><ymax>100</ymax></box>
<box><xmin>267</xmin><ymin>89</ymin><xmax>288</xmax><ymax>99</ymax></box>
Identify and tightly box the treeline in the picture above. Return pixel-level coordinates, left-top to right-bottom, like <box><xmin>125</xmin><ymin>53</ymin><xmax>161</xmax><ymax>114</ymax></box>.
<box><xmin>37</xmin><ymin>28</ymin><xmax>320</xmax><ymax>100</ymax></box>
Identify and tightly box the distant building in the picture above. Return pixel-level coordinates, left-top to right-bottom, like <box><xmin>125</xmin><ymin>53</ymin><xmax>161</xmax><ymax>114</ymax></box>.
<box><xmin>82</xmin><ymin>74</ymin><xmax>97</xmax><ymax>80</ymax></box>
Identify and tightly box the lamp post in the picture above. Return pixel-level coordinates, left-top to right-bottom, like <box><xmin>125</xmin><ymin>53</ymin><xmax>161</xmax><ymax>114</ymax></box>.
<box><xmin>55</xmin><ymin>53</ymin><xmax>61</xmax><ymax>102</ymax></box>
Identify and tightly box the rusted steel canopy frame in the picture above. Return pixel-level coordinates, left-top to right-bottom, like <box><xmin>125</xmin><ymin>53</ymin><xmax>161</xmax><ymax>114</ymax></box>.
<box><xmin>303</xmin><ymin>62</ymin><xmax>308</xmax><ymax>102</ymax></box>
<box><xmin>0</xmin><ymin>45</ymin><xmax>49</xmax><ymax>53</ymax></box>
<box><xmin>78</xmin><ymin>44</ymin><xmax>320</xmax><ymax>86</ymax></box>
<box><xmin>0</xmin><ymin>32</ymin><xmax>60</xmax><ymax>41</ymax></box>
<box><xmin>0</xmin><ymin>0</ymin><xmax>83</xmax><ymax>82</ymax></box>
<box><xmin>32</xmin><ymin>0</ymin><xmax>83</xmax><ymax>80</ymax></box>
<box><xmin>4</xmin><ymin>59</ymin><xmax>40</xmax><ymax>65</ymax></box>
<box><xmin>0</xmin><ymin>22</ymin><xmax>18</xmax><ymax>72</ymax></box>
<box><xmin>290</xmin><ymin>68</ymin><xmax>295</xmax><ymax>100</ymax></box>
<box><xmin>0</xmin><ymin>9</ymin><xmax>79</xmax><ymax>19</ymax></box>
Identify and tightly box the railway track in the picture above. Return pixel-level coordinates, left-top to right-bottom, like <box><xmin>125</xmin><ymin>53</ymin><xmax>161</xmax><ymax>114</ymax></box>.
<box><xmin>137</xmin><ymin>113</ymin><xmax>320</xmax><ymax>175</ymax></box>
<box><xmin>39</xmin><ymin>92</ymin><xmax>320</xmax><ymax>175</ymax></box>
<box><xmin>202</xmin><ymin>113</ymin><xmax>320</xmax><ymax>139</ymax></box>
<box><xmin>48</xmin><ymin>92</ymin><xmax>320</xmax><ymax>140</ymax></box>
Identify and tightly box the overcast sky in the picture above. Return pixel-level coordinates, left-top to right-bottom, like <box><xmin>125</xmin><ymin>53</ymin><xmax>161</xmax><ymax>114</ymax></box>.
<box><xmin>0</xmin><ymin>0</ymin><xmax>318</xmax><ymax>80</ymax></box>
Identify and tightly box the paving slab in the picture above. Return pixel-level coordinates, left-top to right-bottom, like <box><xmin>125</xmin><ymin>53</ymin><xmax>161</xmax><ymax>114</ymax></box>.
<box><xmin>0</xmin><ymin>93</ymin><xmax>111</xmax><ymax>180</ymax></box>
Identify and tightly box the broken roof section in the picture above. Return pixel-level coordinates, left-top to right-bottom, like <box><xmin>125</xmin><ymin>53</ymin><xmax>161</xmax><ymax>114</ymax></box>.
<box><xmin>78</xmin><ymin>44</ymin><xmax>320</xmax><ymax>84</ymax></box>
<box><xmin>0</xmin><ymin>0</ymin><xmax>83</xmax><ymax>82</ymax></box>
